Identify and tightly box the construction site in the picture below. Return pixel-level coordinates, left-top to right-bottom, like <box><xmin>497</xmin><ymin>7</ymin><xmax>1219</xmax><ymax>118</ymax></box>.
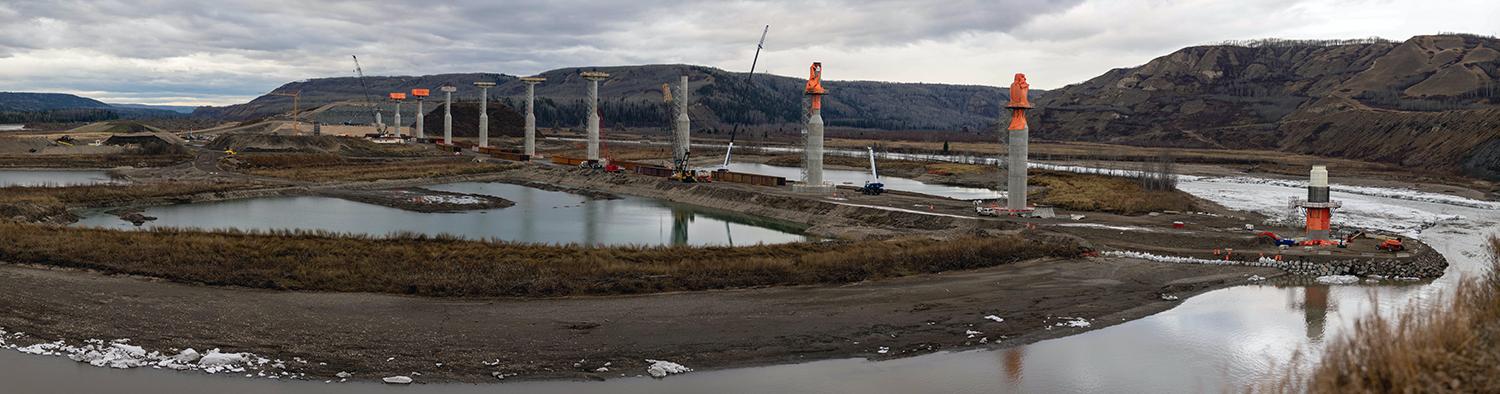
<box><xmin>3</xmin><ymin>39</ymin><xmax>1493</xmax><ymax>390</ymax></box>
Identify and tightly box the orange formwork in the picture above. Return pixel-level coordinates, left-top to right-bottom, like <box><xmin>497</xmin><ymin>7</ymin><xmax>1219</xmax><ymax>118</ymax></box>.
<box><xmin>1306</xmin><ymin>208</ymin><xmax>1331</xmax><ymax>231</ymax></box>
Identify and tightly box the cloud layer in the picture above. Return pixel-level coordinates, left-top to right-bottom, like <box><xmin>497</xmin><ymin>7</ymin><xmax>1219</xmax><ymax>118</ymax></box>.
<box><xmin>0</xmin><ymin>0</ymin><xmax>1496</xmax><ymax>106</ymax></box>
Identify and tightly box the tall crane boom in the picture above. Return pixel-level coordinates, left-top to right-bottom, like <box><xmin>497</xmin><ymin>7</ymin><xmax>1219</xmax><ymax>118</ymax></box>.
<box><xmin>748</xmin><ymin>25</ymin><xmax>769</xmax><ymax>82</ymax></box>
<box><xmin>352</xmin><ymin>55</ymin><xmax>380</xmax><ymax>130</ymax></box>
<box><xmin>723</xmin><ymin>25</ymin><xmax>769</xmax><ymax>169</ymax></box>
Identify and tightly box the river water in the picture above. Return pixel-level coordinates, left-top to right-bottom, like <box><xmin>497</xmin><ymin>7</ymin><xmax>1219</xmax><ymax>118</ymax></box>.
<box><xmin>722</xmin><ymin>162</ymin><xmax>1002</xmax><ymax>200</ymax></box>
<box><xmin>0</xmin><ymin>170</ymin><xmax>118</xmax><ymax>187</ymax></box>
<box><xmin>72</xmin><ymin>182</ymin><xmax>812</xmax><ymax>246</ymax></box>
<box><xmin>6</xmin><ymin>165</ymin><xmax>1499</xmax><ymax>393</ymax></box>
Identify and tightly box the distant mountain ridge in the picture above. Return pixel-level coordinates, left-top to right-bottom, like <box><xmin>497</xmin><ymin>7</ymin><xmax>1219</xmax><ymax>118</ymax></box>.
<box><xmin>0</xmin><ymin>92</ymin><xmax>186</xmax><ymax>123</ymax></box>
<box><xmin>197</xmin><ymin>65</ymin><xmax>1021</xmax><ymax>132</ymax></box>
<box><xmin>0</xmin><ymin>92</ymin><xmax>113</xmax><ymax>112</ymax></box>
<box><xmin>1034</xmin><ymin>34</ymin><xmax>1500</xmax><ymax>180</ymax></box>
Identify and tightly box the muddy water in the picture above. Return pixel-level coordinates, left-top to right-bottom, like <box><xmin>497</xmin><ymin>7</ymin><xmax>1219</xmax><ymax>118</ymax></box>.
<box><xmin>0</xmin><ymin>169</ymin><xmax>118</xmax><ymax>187</ymax></box>
<box><xmin>71</xmin><ymin>182</ymin><xmax>812</xmax><ymax>246</ymax></box>
<box><xmin>7</xmin><ymin>170</ymin><xmax>1499</xmax><ymax>392</ymax></box>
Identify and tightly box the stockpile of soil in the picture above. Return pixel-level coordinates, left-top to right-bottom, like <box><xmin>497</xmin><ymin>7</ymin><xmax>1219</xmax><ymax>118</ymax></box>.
<box><xmin>423</xmin><ymin>102</ymin><xmax>524</xmax><ymax>138</ymax></box>
<box><xmin>206</xmin><ymin>134</ymin><xmax>345</xmax><ymax>153</ymax></box>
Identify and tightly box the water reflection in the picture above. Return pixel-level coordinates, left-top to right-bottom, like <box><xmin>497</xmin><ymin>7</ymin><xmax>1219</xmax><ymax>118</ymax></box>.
<box><xmin>0</xmin><ymin>170</ymin><xmax>118</xmax><ymax>187</ymax></box>
<box><xmin>1299</xmin><ymin>286</ymin><xmax>1331</xmax><ymax>343</ymax></box>
<box><xmin>71</xmin><ymin>182</ymin><xmax>813</xmax><ymax>246</ymax></box>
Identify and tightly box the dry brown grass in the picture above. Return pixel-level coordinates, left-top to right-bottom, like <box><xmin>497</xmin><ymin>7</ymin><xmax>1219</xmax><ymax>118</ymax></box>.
<box><xmin>1030</xmin><ymin>171</ymin><xmax>1196</xmax><ymax>214</ymax></box>
<box><xmin>240</xmin><ymin>158</ymin><xmax>514</xmax><ymax>182</ymax></box>
<box><xmin>1281</xmin><ymin>235</ymin><xmax>1500</xmax><ymax>393</ymax></box>
<box><xmin>0</xmin><ymin>223</ymin><xmax>1079</xmax><ymax>297</ymax></box>
<box><xmin>0</xmin><ymin>182</ymin><xmax>251</xmax><ymax>207</ymax></box>
<box><xmin>0</xmin><ymin>182</ymin><xmax>253</xmax><ymax>222</ymax></box>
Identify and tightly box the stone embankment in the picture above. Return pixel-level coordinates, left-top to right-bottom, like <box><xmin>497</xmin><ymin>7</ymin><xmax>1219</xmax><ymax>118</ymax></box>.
<box><xmin>1104</xmin><ymin>244</ymin><xmax>1448</xmax><ymax>279</ymax></box>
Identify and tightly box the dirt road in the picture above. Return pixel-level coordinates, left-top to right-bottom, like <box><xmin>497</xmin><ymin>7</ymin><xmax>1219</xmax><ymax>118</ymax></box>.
<box><xmin>0</xmin><ymin>258</ymin><xmax>1277</xmax><ymax>383</ymax></box>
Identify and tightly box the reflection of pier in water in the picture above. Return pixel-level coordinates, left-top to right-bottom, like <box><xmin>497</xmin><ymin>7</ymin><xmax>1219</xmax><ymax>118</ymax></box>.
<box><xmin>666</xmin><ymin>209</ymin><xmax>738</xmax><ymax>246</ymax></box>
<box><xmin>1003</xmin><ymin>347</ymin><xmax>1024</xmax><ymax>385</ymax></box>
<box><xmin>1290</xmin><ymin>285</ymin><xmax>1333</xmax><ymax>342</ymax></box>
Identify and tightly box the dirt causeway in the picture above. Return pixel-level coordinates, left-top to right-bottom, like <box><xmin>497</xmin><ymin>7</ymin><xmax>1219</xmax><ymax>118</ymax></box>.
<box><xmin>0</xmin><ymin>258</ymin><xmax>1277</xmax><ymax>383</ymax></box>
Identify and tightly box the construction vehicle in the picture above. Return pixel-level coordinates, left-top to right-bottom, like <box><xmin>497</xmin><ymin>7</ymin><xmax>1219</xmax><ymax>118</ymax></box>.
<box><xmin>669</xmin><ymin>150</ymin><xmax>713</xmax><ymax>183</ymax></box>
<box><xmin>1378</xmin><ymin>238</ymin><xmax>1406</xmax><ymax>252</ymax></box>
<box><xmin>859</xmin><ymin>147</ymin><xmax>885</xmax><ymax>195</ymax></box>
<box><xmin>1257</xmin><ymin>231</ymin><xmax>1300</xmax><ymax>247</ymax></box>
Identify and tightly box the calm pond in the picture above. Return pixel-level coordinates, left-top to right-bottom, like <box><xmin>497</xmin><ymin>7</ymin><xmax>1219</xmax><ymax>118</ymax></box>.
<box><xmin>73</xmin><ymin>182</ymin><xmax>813</xmax><ymax>246</ymax></box>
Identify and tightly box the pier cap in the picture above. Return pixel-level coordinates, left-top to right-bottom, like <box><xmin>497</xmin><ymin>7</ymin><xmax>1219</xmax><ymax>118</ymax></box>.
<box><xmin>520</xmin><ymin>77</ymin><xmax>547</xmax><ymax>83</ymax></box>
<box><xmin>410</xmin><ymin>88</ymin><xmax>429</xmax><ymax>97</ymax></box>
<box><xmin>474</xmin><ymin>81</ymin><xmax>496</xmax><ymax>88</ymax></box>
<box><xmin>388</xmin><ymin>92</ymin><xmax>406</xmax><ymax>100</ymax></box>
<box><xmin>439</xmin><ymin>84</ymin><xmax>458</xmax><ymax>93</ymax></box>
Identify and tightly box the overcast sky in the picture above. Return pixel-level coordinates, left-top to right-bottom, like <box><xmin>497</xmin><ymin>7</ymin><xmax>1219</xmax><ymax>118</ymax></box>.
<box><xmin>1</xmin><ymin>0</ymin><xmax>1497</xmax><ymax>106</ymax></box>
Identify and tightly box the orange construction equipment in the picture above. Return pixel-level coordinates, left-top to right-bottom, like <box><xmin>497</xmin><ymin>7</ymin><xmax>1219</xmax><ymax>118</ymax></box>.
<box><xmin>1378</xmin><ymin>238</ymin><xmax>1406</xmax><ymax>252</ymax></box>
<box><xmin>1005</xmin><ymin>73</ymin><xmax>1032</xmax><ymax>131</ymax></box>
<box><xmin>805</xmin><ymin>62</ymin><xmax>826</xmax><ymax>109</ymax></box>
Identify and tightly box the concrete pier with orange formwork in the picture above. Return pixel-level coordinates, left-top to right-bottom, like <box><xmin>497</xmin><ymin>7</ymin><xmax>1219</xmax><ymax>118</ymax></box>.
<box><xmin>1004</xmin><ymin>73</ymin><xmax>1033</xmax><ymax>211</ymax></box>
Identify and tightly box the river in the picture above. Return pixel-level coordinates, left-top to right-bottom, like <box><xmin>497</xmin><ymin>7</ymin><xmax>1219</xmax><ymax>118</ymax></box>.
<box><xmin>5</xmin><ymin>165</ymin><xmax>1499</xmax><ymax>393</ymax></box>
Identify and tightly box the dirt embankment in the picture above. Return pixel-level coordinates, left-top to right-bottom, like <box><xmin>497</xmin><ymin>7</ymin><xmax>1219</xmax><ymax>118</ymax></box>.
<box><xmin>0</xmin><ymin>256</ymin><xmax>1278</xmax><ymax>383</ymax></box>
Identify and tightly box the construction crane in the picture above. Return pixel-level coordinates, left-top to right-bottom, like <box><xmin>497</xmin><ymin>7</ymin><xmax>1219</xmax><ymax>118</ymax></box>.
<box><xmin>721</xmin><ymin>24</ymin><xmax>769</xmax><ymax>170</ymax></box>
<box><xmin>859</xmin><ymin>147</ymin><xmax>885</xmax><ymax>195</ymax></box>
<box><xmin>269</xmin><ymin>90</ymin><xmax>302</xmax><ymax>133</ymax></box>
<box><xmin>351</xmin><ymin>55</ymin><xmax>381</xmax><ymax>131</ymax></box>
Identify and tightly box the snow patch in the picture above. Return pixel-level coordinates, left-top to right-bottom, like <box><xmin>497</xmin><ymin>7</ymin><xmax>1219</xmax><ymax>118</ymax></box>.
<box><xmin>1315</xmin><ymin>275</ymin><xmax>1361</xmax><ymax>285</ymax></box>
<box><xmin>382</xmin><ymin>376</ymin><xmax>413</xmax><ymax>384</ymax></box>
<box><xmin>983</xmin><ymin>315</ymin><xmax>1005</xmax><ymax>323</ymax></box>
<box><xmin>0</xmin><ymin>329</ymin><xmax>285</xmax><ymax>378</ymax></box>
<box><xmin>1055</xmin><ymin>318</ymin><xmax>1092</xmax><ymax>328</ymax></box>
<box><xmin>645</xmin><ymin>359</ymin><xmax>692</xmax><ymax>378</ymax></box>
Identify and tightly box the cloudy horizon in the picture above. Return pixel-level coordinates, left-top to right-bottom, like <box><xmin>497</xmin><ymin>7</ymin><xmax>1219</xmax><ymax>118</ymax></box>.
<box><xmin>1</xmin><ymin>0</ymin><xmax>1497</xmax><ymax>107</ymax></box>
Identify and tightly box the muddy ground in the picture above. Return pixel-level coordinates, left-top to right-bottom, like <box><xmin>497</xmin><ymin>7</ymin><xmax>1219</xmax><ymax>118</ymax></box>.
<box><xmin>0</xmin><ymin>257</ymin><xmax>1278</xmax><ymax>384</ymax></box>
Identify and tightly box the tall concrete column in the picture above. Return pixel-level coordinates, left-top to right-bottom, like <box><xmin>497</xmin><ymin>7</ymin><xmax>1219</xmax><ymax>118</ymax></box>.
<box><xmin>802</xmin><ymin>62</ymin><xmax>826</xmax><ymax>189</ymax></box>
<box><xmin>414</xmin><ymin>97</ymin><xmax>425</xmax><ymax>139</ymax></box>
<box><xmin>581</xmin><ymin>71</ymin><xmax>610</xmax><ymax>163</ymax></box>
<box><xmin>440</xmin><ymin>84</ymin><xmax>456</xmax><ymax>144</ymax></box>
<box><xmin>474</xmin><ymin>81</ymin><xmax>495</xmax><ymax>148</ymax></box>
<box><xmin>673</xmin><ymin>75</ymin><xmax>691</xmax><ymax>165</ymax></box>
<box><xmin>806</xmin><ymin>106</ymin><xmax>825</xmax><ymax>186</ymax></box>
<box><xmin>1003</xmin><ymin>73</ymin><xmax>1033</xmax><ymax>211</ymax></box>
<box><xmin>393</xmin><ymin>100</ymin><xmax>403</xmax><ymax>137</ymax></box>
<box><xmin>521</xmin><ymin>77</ymin><xmax>546</xmax><ymax>157</ymax></box>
